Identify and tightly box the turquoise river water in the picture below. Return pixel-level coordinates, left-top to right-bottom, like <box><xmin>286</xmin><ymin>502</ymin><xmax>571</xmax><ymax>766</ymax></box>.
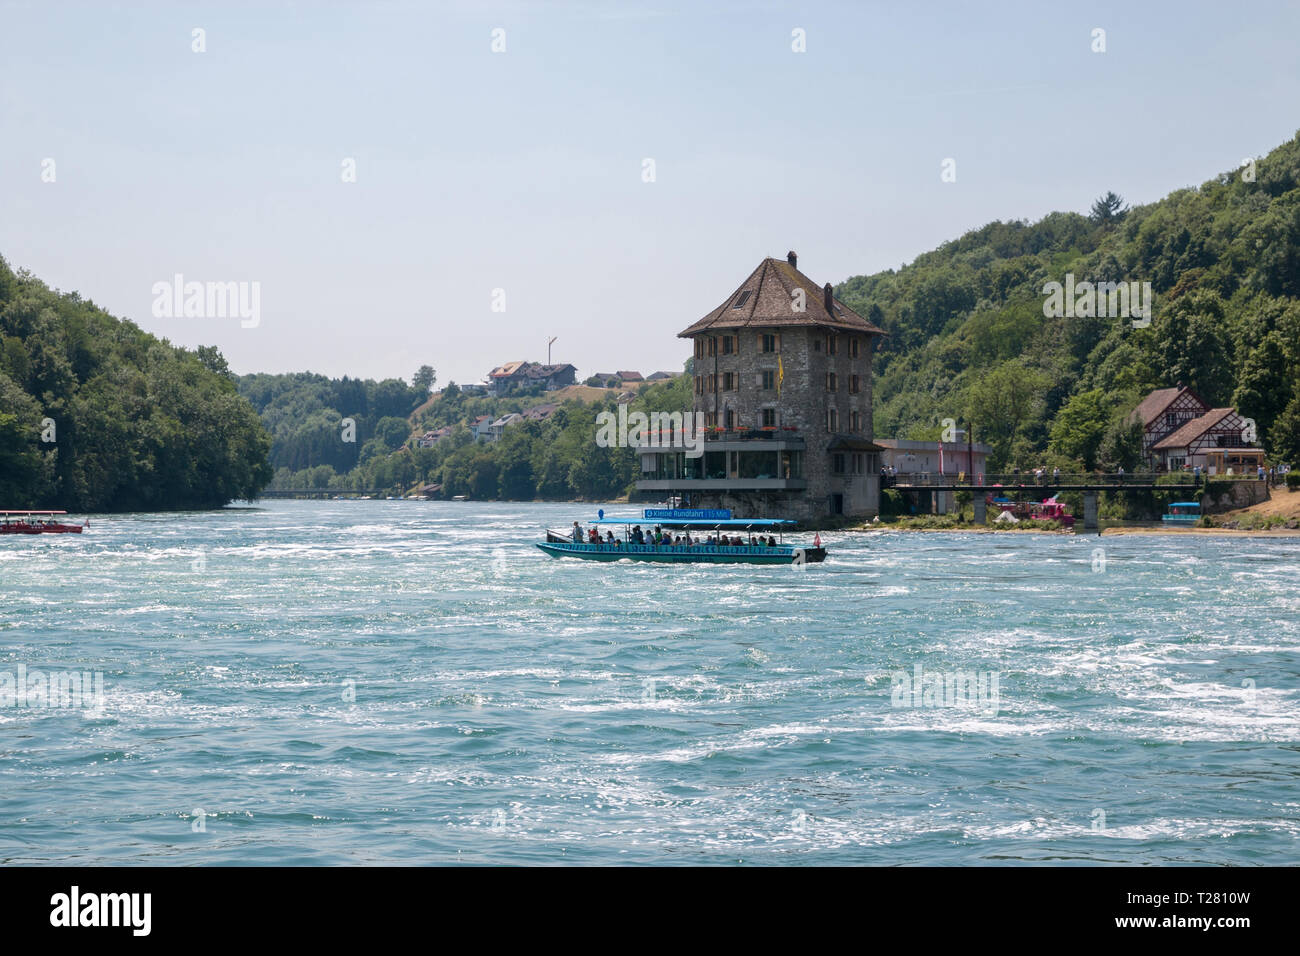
<box><xmin>1</xmin><ymin>500</ymin><xmax>1297</xmax><ymax>864</ymax></box>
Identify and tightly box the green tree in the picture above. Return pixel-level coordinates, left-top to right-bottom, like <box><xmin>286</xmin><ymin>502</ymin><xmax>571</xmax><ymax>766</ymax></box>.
<box><xmin>1097</xmin><ymin>416</ymin><xmax>1144</xmax><ymax>472</ymax></box>
<box><xmin>374</xmin><ymin>416</ymin><xmax>412</xmax><ymax>451</ymax></box>
<box><xmin>1049</xmin><ymin>389</ymin><xmax>1111</xmax><ymax>470</ymax></box>
<box><xmin>1232</xmin><ymin>331</ymin><xmax>1294</xmax><ymax>443</ymax></box>
<box><xmin>1268</xmin><ymin>395</ymin><xmax>1300</xmax><ymax>465</ymax></box>
<box><xmin>1150</xmin><ymin>290</ymin><xmax>1234</xmax><ymax>406</ymax></box>
<box><xmin>1089</xmin><ymin>191</ymin><xmax>1129</xmax><ymax>224</ymax></box>
<box><xmin>965</xmin><ymin>362</ymin><xmax>1051</xmax><ymax>469</ymax></box>
<box><xmin>413</xmin><ymin>365</ymin><xmax>436</xmax><ymax>393</ymax></box>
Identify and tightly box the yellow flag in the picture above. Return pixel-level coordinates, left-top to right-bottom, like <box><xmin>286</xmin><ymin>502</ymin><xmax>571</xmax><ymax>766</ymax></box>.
<box><xmin>777</xmin><ymin>356</ymin><xmax>784</xmax><ymax>396</ymax></box>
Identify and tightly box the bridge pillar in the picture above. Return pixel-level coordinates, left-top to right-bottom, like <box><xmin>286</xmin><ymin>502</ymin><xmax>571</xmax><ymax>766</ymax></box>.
<box><xmin>935</xmin><ymin>491</ymin><xmax>949</xmax><ymax>515</ymax></box>
<box><xmin>1082</xmin><ymin>491</ymin><xmax>1098</xmax><ymax>531</ymax></box>
<box><xmin>973</xmin><ymin>494</ymin><xmax>987</xmax><ymax>525</ymax></box>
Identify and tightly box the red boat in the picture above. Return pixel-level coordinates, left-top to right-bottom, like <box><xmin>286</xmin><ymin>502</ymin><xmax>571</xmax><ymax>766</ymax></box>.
<box><xmin>0</xmin><ymin>510</ymin><xmax>88</xmax><ymax>534</ymax></box>
<box><xmin>987</xmin><ymin>496</ymin><xmax>1075</xmax><ymax>527</ymax></box>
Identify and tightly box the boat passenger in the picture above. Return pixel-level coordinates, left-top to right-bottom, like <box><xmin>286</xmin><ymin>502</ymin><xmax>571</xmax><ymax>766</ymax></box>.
<box><xmin>572</xmin><ymin>521</ymin><xmax>582</xmax><ymax>543</ymax></box>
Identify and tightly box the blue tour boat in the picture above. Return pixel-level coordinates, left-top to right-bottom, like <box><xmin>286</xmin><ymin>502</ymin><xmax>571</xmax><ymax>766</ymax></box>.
<box><xmin>1161</xmin><ymin>501</ymin><xmax>1202</xmax><ymax>525</ymax></box>
<box><xmin>537</xmin><ymin>508</ymin><xmax>827</xmax><ymax>565</ymax></box>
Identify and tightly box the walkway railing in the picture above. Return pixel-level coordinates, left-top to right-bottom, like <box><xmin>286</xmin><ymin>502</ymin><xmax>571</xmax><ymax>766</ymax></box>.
<box><xmin>886</xmin><ymin>472</ymin><xmax>1245</xmax><ymax>489</ymax></box>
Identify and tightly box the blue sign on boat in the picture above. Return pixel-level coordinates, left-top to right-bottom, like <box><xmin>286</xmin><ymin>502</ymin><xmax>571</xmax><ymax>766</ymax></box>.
<box><xmin>643</xmin><ymin>508</ymin><xmax>732</xmax><ymax>521</ymax></box>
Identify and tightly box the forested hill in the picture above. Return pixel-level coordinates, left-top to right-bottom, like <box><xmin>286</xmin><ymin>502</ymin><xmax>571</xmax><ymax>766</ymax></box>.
<box><xmin>0</xmin><ymin>257</ymin><xmax>272</xmax><ymax>511</ymax></box>
<box><xmin>838</xmin><ymin>131</ymin><xmax>1300</xmax><ymax>471</ymax></box>
<box><xmin>236</xmin><ymin>371</ymin><xmax>430</xmax><ymax>476</ymax></box>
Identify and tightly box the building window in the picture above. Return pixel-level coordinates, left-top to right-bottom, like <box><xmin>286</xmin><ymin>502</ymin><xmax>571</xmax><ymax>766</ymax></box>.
<box><xmin>694</xmin><ymin>375</ymin><xmax>703</xmax><ymax>395</ymax></box>
<box><xmin>781</xmin><ymin>451</ymin><xmax>803</xmax><ymax>479</ymax></box>
<box><xmin>761</xmin><ymin>408</ymin><xmax>777</xmax><ymax>428</ymax></box>
<box><xmin>849</xmin><ymin>374</ymin><xmax>860</xmax><ymax>394</ymax></box>
<box><xmin>723</xmin><ymin>371</ymin><xmax>737</xmax><ymax>391</ymax></box>
<box><xmin>826</xmin><ymin>334</ymin><xmax>838</xmax><ymax>355</ymax></box>
<box><xmin>722</xmin><ymin>335</ymin><xmax>735</xmax><ymax>355</ymax></box>
<box><xmin>694</xmin><ymin>339</ymin><xmax>705</xmax><ymax>360</ymax></box>
<box><xmin>707</xmin><ymin>337</ymin><xmax>718</xmax><ymax>357</ymax></box>
<box><xmin>704</xmin><ymin>412</ymin><xmax>717</xmax><ymax>428</ymax></box>
<box><xmin>825</xmin><ymin>372</ymin><xmax>838</xmax><ymax>392</ymax></box>
<box><xmin>832</xmin><ymin>453</ymin><xmax>846</xmax><ymax>475</ymax></box>
<box><xmin>725</xmin><ymin>409</ymin><xmax>736</xmax><ymax>429</ymax></box>
<box><xmin>850</xmin><ymin>410</ymin><xmax>861</xmax><ymax>432</ymax></box>
<box><xmin>761</xmin><ymin>333</ymin><xmax>778</xmax><ymax>353</ymax></box>
<box><xmin>850</xmin><ymin>338</ymin><xmax>860</xmax><ymax>359</ymax></box>
<box><xmin>814</xmin><ymin>339</ymin><xmax>822</xmax><ymax>352</ymax></box>
<box><xmin>827</xmin><ymin>408</ymin><xmax>838</xmax><ymax>432</ymax></box>
<box><xmin>761</xmin><ymin>369</ymin><xmax>775</xmax><ymax>390</ymax></box>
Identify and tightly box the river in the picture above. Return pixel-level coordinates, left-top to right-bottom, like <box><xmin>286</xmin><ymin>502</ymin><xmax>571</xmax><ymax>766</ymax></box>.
<box><xmin>2</xmin><ymin>499</ymin><xmax>1297</xmax><ymax>864</ymax></box>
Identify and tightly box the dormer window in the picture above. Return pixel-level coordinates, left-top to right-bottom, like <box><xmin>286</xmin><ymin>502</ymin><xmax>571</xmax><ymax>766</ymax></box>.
<box><xmin>732</xmin><ymin>290</ymin><xmax>752</xmax><ymax>310</ymax></box>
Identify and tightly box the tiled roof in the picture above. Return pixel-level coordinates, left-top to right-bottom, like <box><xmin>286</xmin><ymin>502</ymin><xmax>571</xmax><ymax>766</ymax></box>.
<box><xmin>679</xmin><ymin>256</ymin><xmax>886</xmax><ymax>337</ymax></box>
<box><xmin>1152</xmin><ymin>408</ymin><xmax>1235</xmax><ymax>449</ymax></box>
<box><xmin>1131</xmin><ymin>386</ymin><xmax>1206</xmax><ymax>427</ymax></box>
<box><xmin>489</xmin><ymin>361</ymin><xmax>527</xmax><ymax>378</ymax></box>
<box><xmin>525</xmin><ymin>363</ymin><xmax>574</xmax><ymax>378</ymax></box>
<box><xmin>523</xmin><ymin>403</ymin><xmax>558</xmax><ymax>420</ymax></box>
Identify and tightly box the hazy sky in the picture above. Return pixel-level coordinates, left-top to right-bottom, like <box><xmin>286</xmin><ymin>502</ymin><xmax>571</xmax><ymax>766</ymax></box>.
<box><xmin>3</xmin><ymin>1</ymin><xmax>1298</xmax><ymax>386</ymax></box>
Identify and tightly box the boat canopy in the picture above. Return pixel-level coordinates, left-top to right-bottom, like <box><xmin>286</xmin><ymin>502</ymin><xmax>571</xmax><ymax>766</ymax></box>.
<box><xmin>1168</xmin><ymin>502</ymin><xmax>1202</xmax><ymax>508</ymax></box>
<box><xmin>1</xmin><ymin>510</ymin><xmax>70</xmax><ymax>515</ymax></box>
<box><xmin>588</xmin><ymin>517</ymin><xmax>795</xmax><ymax>527</ymax></box>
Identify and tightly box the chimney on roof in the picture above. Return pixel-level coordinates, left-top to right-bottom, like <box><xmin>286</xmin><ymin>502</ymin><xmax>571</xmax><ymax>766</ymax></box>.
<box><xmin>787</xmin><ymin>250</ymin><xmax>797</xmax><ymax>269</ymax></box>
<box><xmin>823</xmin><ymin>282</ymin><xmax>834</xmax><ymax>315</ymax></box>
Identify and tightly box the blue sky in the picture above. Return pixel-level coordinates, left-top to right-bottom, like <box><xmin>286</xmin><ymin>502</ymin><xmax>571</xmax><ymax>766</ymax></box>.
<box><xmin>2</xmin><ymin>0</ymin><xmax>1298</xmax><ymax>386</ymax></box>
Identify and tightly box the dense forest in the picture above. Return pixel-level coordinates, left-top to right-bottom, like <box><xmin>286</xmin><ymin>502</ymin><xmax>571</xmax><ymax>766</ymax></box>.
<box><xmin>0</xmin><ymin>257</ymin><xmax>271</xmax><ymax>510</ymax></box>
<box><xmin>236</xmin><ymin>370</ymin><xmax>430</xmax><ymax>476</ymax></box>
<box><xmin>840</xmin><ymin>131</ymin><xmax>1300</xmax><ymax>472</ymax></box>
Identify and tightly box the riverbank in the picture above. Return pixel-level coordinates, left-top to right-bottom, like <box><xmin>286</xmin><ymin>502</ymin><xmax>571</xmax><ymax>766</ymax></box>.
<box><xmin>1101</xmin><ymin>526</ymin><xmax>1300</xmax><ymax>537</ymax></box>
<box><xmin>851</xmin><ymin>522</ymin><xmax>1070</xmax><ymax>534</ymax></box>
<box><xmin>850</xmin><ymin>517</ymin><xmax>1300</xmax><ymax>537</ymax></box>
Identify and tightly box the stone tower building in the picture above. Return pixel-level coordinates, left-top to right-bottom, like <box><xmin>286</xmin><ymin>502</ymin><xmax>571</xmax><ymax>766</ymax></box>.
<box><xmin>636</xmin><ymin>251</ymin><xmax>885</xmax><ymax>520</ymax></box>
